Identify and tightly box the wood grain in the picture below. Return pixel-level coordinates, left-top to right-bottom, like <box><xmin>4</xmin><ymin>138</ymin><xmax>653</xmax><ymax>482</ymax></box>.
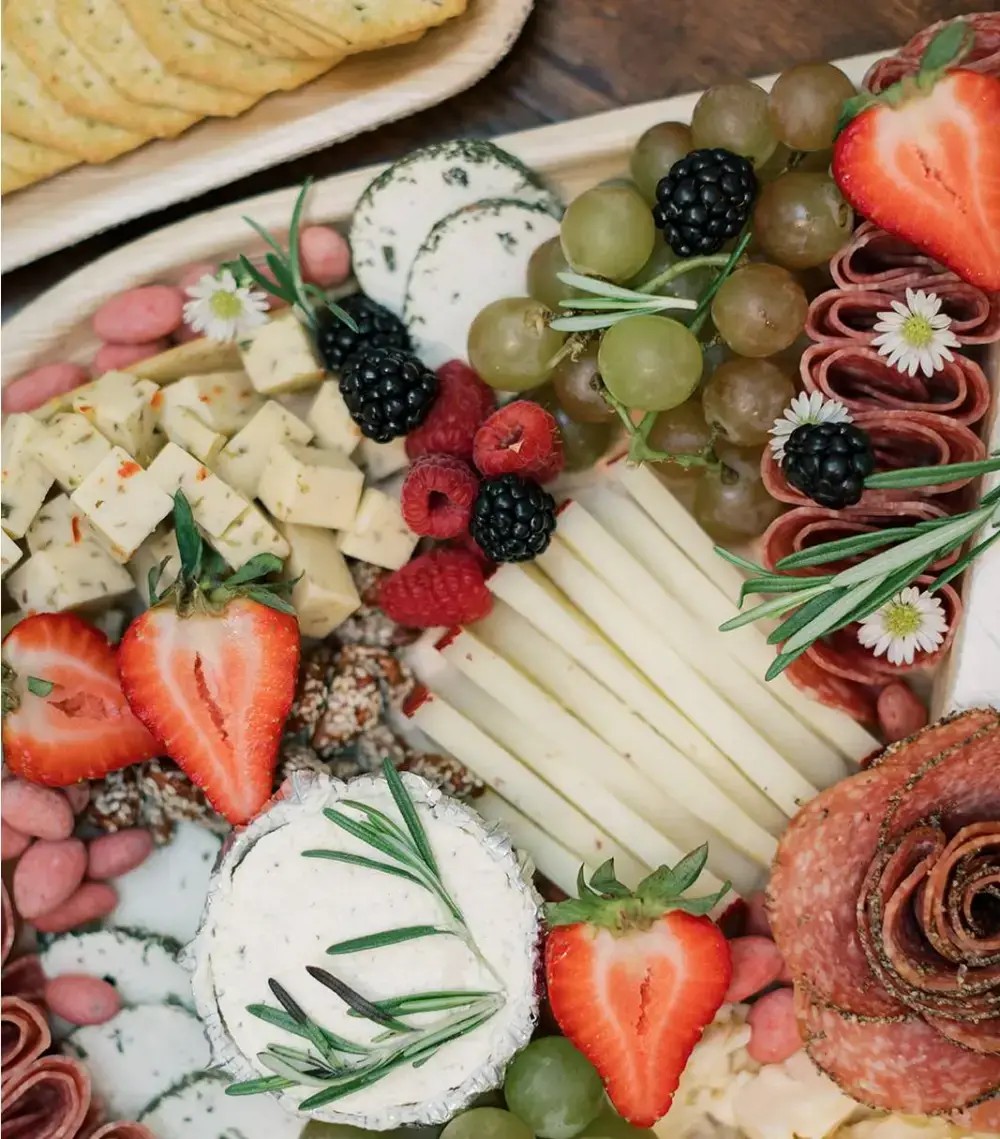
<box><xmin>1</xmin><ymin>0</ymin><xmax>992</xmax><ymax>321</ymax></box>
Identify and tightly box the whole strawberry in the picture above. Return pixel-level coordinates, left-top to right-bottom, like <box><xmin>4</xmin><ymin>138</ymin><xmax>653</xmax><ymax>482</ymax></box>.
<box><xmin>118</xmin><ymin>493</ymin><xmax>300</xmax><ymax>825</ymax></box>
<box><xmin>545</xmin><ymin>847</ymin><xmax>732</xmax><ymax>1127</ymax></box>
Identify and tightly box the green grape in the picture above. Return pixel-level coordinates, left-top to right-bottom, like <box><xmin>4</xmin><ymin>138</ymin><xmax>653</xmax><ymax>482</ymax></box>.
<box><xmin>701</xmin><ymin>357</ymin><xmax>795</xmax><ymax>445</ymax></box>
<box><xmin>795</xmin><ymin>147</ymin><xmax>835</xmax><ymax>173</ymax></box>
<box><xmin>468</xmin><ymin>297</ymin><xmax>565</xmax><ymax>392</ymax></box>
<box><xmin>599</xmin><ymin>176</ymin><xmax>639</xmax><ymax>190</ymax></box>
<box><xmin>578</xmin><ymin>1108</ymin><xmax>656</xmax><ymax>1138</ymax></box>
<box><xmin>560</xmin><ymin>185</ymin><xmax>656</xmax><ymax>282</ymax></box>
<box><xmin>528</xmin><ymin>237</ymin><xmax>581</xmax><ymax>311</ymax></box>
<box><xmin>711</xmin><ymin>264</ymin><xmax>808</xmax><ymax>357</ymax></box>
<box><xmin>754</xmin><ymin>172</ymin><xmax>853</xmax><ymax>270</ymax></box>
<box><xmin>753</xmin><ymin>143</ymin><xmax>793</xmax><ymax>184</ymax></box>
<box><xmin>647</xmin><ymin>398</ymin><xmax>712</xmax><ymax>482</ymax></box>
<box><xmin>534</xmin><ymin>386</ymin><xmax>614</xmax><ymax>470</ymax></box>
<box><xmin>504</xmin><ymin>1037</ymin><xmax>604</xmax><ymax>1139</ymax></box>
<box><xmin>768</xmin><ymin>62</ymin><xmax>856</xmax><ymax>151</ymax></box>
<box><xmin>694</xmin><ymin>442</ymin><xmax>783</xmax><ymax>542</ymax></box>
<box><xmin>551</xmin><ymin>346</ymin><xmax>616</xmax><ymax>424</ymax></box>
<box><xmin>441</xmin><ymin>1108</ymin><xmax>534</xmax><ymax>1139</ymax></box>
<box><xmin>690</xmin><ymin>80</ymin><xmax>777</xmax><ymax>166</ymax></box>
<box><xmin>629</xmin><ymin>121</ymin><xmax>693</xmax><ymax>204</ymax></box>
<box><xmin>598</xmin><ymin>315</ymin><xmax>703</xmax><ymax>411</ymax></box>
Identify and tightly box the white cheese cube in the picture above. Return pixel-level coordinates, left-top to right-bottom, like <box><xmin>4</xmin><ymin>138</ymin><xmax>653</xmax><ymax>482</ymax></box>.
<box><xmin>72</xmin><ymin>371</ymin><xmax>160</xmax><ymax>460</ymax></box>
<box><xmin>25</xmin><ymin>494</ymin><xmax>100</xmax><ymax>555</ymax></box>
<box><xmin>1</xmin><ymin>414</ymin><xmax>56</xmax><ymax>539</ymax></box>
<box><xmin>279</xmin><ymin>522</ymin><xmax>361</xmax><ymax>637</ymax></box>
<box><xmin>337</xmin><ymin>487</ymin><xmax>418</xmax><ymax>570</ymax></box>
<box><xmin>1</xmin><ymin>530</ymin><xmax>23</xmax><ymax>578</ymax></box>
<box><xmin>129</xmin><ymin>529</ymin><xmax>181</xmax><ymax>604</ymax></box>
<box><xmin>71</xmin><ymin>447</ymin><xmax>173</xmax><ymax>561</ymax></box>
<box><xmin>257</xmin><ymin>442</ymin><xmax>364</xmax><ymax>529</ymax></box>
<box><xmin>306</xmin><ymin>380</ymin><xmax>362</xmax><ymax>454</ymax></box>
<box><xmin>213</xmin><ymin>401</ymin><xmax>313</xmax><ymax>498</ymax></box>
<box><xmin>31</xmin><ymin>413</ymin><xmax>114</xmax><ymax>493</ymax></box>
<box><xmin>357</xmin><ymin>435</ymin><xmax>409</xmax><ymax>481</ymax></box>
<box><xmin>158</xmin><ymin>405</ymin><xmax>225</xmax><ymax>465</ymax></box>
<box><xmin>207</xmin><ymin>503</ymin><xmax>290</xmax><ymax>570</ymax></box>
<box><xmin>160</xmin><ymin>371</ymin><xmax>263</xmax><ymax>436</ymax></box>
<box><xmin>239</xmin><ymin>311</ymin><xmax>324</xmax><ymax>395</ymax></box>
<box><xmin>6</xmin><ymin>545</ymin><xmax>133</xmax><ymax>613</ymax></box>
<box><xmin>147</xmin><ymin>443</ymin><xmax>246</xmax><ymax>538</ymax></box>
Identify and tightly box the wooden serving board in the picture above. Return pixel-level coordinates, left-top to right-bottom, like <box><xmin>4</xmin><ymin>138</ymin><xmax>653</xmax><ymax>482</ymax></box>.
<box><xmin>0</xmin><ymin>0</ymin><xmax>533</xmax><ymax>273</ymax></box>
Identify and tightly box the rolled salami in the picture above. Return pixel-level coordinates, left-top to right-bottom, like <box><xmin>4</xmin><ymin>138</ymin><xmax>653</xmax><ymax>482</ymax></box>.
<box><xmin>865</xmin><ymin>13</ymin><xmax>1000</xmax><ymax>94</ymax></box>
<box><xmin>1</xmin><ymin>997</ymin><xmax>51</xmax><ymax>1087</ymax></box>
<box><xmin>2</xmin><ymin>881</ymin><xmax>13</xmax><ymax>966</ymax></box>
<box><xmin>2</xmin><ymin>955</ymin><xmax>46</xmax><ymax>1005</ymax></box>
<box><xmin>1</xmin><ymin>1055</ymin><xmax>91</xmax><ymax>1139</ymax></box>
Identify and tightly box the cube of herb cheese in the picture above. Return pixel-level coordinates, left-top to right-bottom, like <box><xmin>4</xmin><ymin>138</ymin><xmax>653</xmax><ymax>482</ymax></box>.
<box><xmin>147</xmin><ymin>443</ymin><xmax>246</xmax><ymax>538</ymax></box>
<box><xmin>160</xmin><ymin>371</ymin><xmax>263</xmax><ymax>436</ymax></box>
<box><xmin>257</xmin><ymin>442</ymin><xmax>364</xmax><ymax>530</ymax></box>
<box><xmin>1</xmin><ymin>530</ymin><xmax>23</xmax><ymax>578</ymax></box>
<box><xmin>239</xmin><ymin>311</ymin><xmax>324</xmax><ymax>395</ymax></box>
<box><xmin>207</xmin><ymin>502</ymin><xmax>290</xmax><ymax>570</ymax></box>
<box><xmin>29</xmin><ymin>413</ymin><xmax>114</xmax><ymax>493</ymax></box>
<box><xmin>130</xmin><ymin>529</ymin><xmax>181</xmax><ymax>605</ymax></box>
<box><xmin>213</xmin><ymin>402</ymin><xmax>313</xmax><ymax>498</ymax></box>
<box><xmin>279</xmin><ymin>522</ymin><xmax>361</xmax><ymax>638</ymax></box>
<box><xmin>6</xmin><ymin>545</ymin><xmax>133</xmax><ymax>613</ymax></box>
<box><xmin>337</xmin><ymin>488</ymin><xmax>418</xmax><ymax>570</ymax></box>
<box><xmin>1</xmin><ymin>415</ymin><xmax>56</xmax><ymax>539</ymax></box>
<box><xmin>357</xmin><ymin>436</ymin><xmax>409</xmax><ymax>481</ymax></box>
<box><xmin>158</xmin><ymin>405</ymin><xmax>225</xmax><ymax>465</ymax></box>
<box><xmin>71</xmin><ymin>447</ymin><xmax>173</xmax><ymax>562</ymax></box>
<box><xmin>25</xmin><ymin>494</ymin><xmax>100</xmax><ymax>555</ymax></box>
<box><xmin>72</xmin><ymin>372</ymin><xmax>160</xmax><ymax>460</ymax></box>
<box><xmin>306</xmin><ymin>381</ymin><xmax>362</xmax><ymax>454</ymax></box>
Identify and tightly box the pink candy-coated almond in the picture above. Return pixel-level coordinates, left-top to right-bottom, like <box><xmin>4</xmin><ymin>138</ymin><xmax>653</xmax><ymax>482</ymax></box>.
<box><xmin>744</xmin><ymin>889</ymin><xmax>772</xmax><ymax>938</ymax></box>
<box><xmin>176</xmin><ymin>261</ymin><xmax>217</xmax><ymax>291</ymax></box>
<box><xmin>87</xmin><ymin>829</ymin><xmax>153</xmax><ymax>880</ymax></box>
<box><xmin>1</xmin><ymin>823</ymin><xmax>31</xmax><ymax>861</ymax></box>
<box><xmin>746</xmin><ymin>988</ymin><xmax>801</xmax><ymax>1064</ymax></box>
<box><xmin>3</xmin><ymin>362</ymin><xmax>90</xmax><ymax>414</ymax></box>
<box><xmin>877</xmin><ymin>681</ymin><xmax>929</xmax><ymax>744</ymax></box>
<box><xmin>13</xmin><ymin>838</ymin><xmax>87</xmax><ymax>919</ymax></box>
<box><xmin>724</xmin><ymin>936</ymin><xmax>786</xmax><ymax>1003</ymax></box>
<box><xmin>45</xmin><ymin>974</ymin><xmax>122</xmax><ymax>1026</ymax></box>
<box><xmin>32</xmin><ymin>882</ymin><xmax>118</xmax><ymax>934</ymax></box>
<box><xmin>298</xmin><ymin>225</ymin><xmax>351</xmax><ymax>288</ymax></box>
<box><xmin>92</xmin><ymin>285</ymin><xmax>185</xmax><ymax>344</ymax></box>
<box><xmin>93</xmin><ymin>339</ymin><xmax>169</xmax><ymax>373</ymax></box>
<box><xmin>61</xmin><ymin>782</ymin><xmax>90</xmax><ymax>815</ymax></box>
<box><xmin>2</xmin><ymin>781</ymin><xmax>75</xmax><ymax>841</ymax></box>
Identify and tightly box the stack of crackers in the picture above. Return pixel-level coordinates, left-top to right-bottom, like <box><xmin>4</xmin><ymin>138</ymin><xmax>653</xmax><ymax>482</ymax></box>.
<box><xmin>1</xmin><ymin>0</ymin><xmax>468</xmax><ymax>195</ymax></box>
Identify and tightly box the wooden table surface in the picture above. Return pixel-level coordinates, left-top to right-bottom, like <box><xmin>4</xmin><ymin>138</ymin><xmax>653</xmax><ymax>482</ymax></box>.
<box><xmin>1</xmin><ymin>0</ymin><xmax>991</xmax><ymax>322</ymax></box>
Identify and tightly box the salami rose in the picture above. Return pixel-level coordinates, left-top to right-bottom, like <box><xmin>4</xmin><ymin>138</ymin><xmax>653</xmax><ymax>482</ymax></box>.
<box><xmin>807</xmin><ymin>285</ymin><xmax>1000</xmax><ymax>346</ymax></box>
<box><xmin>1</xmin><ymin>996</ymin><xmax>51</xmax><ymax>1083</ymax></box>
<box><xmin>1</xmin><ymin>1055</ymin><xmax>91</xmax><ymax>1139</ymax></box>
<box><xmin>864</xmin><ymin>13</ymin><xmax>1000</xmax><ymax>94</ymax></box>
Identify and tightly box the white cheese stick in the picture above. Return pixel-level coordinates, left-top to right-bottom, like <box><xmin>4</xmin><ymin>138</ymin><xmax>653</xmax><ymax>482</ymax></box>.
<box><xmin>407</xmin><ymin>637</ymin><xmax>649</xmax><ymax>885</ymax></box>
<box><xmin>586</xmin><ymin>485</ymin><xmax>878</xmax><ymax>770</ymax></box>
<box><xmin>554</xmin><ymin>501</ymin><xmax>844</xmax><ymax>794</ymax></box>
<box><xmin>437</xmin><ymin>627</ymin><xmax>758</xmax><ymax>892</ymax></box>
<box><xmin>475</xmin><ymin>790</ymin><xmax>584</xmax><ymax>899</ymax></box>
<box><xmin>488</xmin><ymin>561</ymin><xmax>787</xmax><ymax>835</ymax></box>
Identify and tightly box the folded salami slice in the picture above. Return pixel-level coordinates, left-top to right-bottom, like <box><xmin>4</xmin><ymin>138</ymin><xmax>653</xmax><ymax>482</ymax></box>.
<box><xmin>807</xmin><ymin>286</ymin><xmax>1000</xmax><ymax>346</ymax></box>
<box><xmin>1</xmin><ymin>1056</ymin><xmax>91</xmax><ymax>1139</ymax></box>
<box><xmin>865</xmin><ymin>13</ymin><xmax>1000</xmax><ymax>93</ymax></box>
<box><xmin>2</xmin><ymin>955</ymin><xmax>46</xmax><ymax>1005</ymax></box>
<box><xmin>829</xmin><ymin>221</ymin><xmax>942</xmax><ymax>290</ymax></box>
<box><xmin>762</xmin><ymin>409</ymin><xmax>986</xmax><ymax>507</ymax></box>
<box><xmin>952</xmin><ymin>1099</ymin><xmax>1000</xmax><ymax>1134</ymax></box>
<box><xmin>782</xmin><ymin>656</ymin><xmax>878</xmax><ymax>729</ymax></box>
<box><xmin>1</xmin><ymin>997</ymin><xmax>51</xmax><ymax>1087</ymax></box>
<box><xmin>2</xmin><ymin>881</ymin><xmax>14</xmax><ymax>967</ymax></box>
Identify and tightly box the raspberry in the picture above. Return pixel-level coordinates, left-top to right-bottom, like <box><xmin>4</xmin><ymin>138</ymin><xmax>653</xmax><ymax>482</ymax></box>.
<box><xmin>405</xmin><ymin>360</ymin><xmax>496</xmax><ymax>462</ymax></box>
<box><xmin>473</xmin><ymin>400</ymin><xmax>564</xmax><ymax>483</ymax></box>
<box><xmin>379</xmin><ymin>549</ymin><xmax>493</xmax><ymax>629</ymax></box>
<box><xmin>400</xmin><ymin>455</ymin><xmax>479</xmax><ymax>539</ymax></box>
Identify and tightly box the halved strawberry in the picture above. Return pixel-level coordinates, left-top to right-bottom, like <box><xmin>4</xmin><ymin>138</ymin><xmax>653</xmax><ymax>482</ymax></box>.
<box><xmin>544</xmin><ymin>848</ymin><xmax>732</xmax><ymax>1128</ymax></box>
<box><xmin>833</xmin><ymin>23</ymin><xmax>1000</xmax><ymax>289</ymax></box>
<box><xmin>118</xmin><ymin>493</ymin><xmax>300</xmax><ymax>825</ymax></box>
<box><xmin>2</xmin><ymin>613</ymin><xmax>159</xmax><ymax>786</ymax></box>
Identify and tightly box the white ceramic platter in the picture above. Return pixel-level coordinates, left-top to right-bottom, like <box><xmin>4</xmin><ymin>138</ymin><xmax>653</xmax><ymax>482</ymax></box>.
<box><xmin>0</xmin><ymin>0</ymin><xmax>534</xmax><ymax>273</ymax></box>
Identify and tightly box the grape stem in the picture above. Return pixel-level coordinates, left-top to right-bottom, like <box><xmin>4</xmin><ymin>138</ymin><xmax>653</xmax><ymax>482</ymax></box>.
<box><xmin>636</xmin><ymin>252</ymin><xmax>733</xmax><ymax>296</ymax></box>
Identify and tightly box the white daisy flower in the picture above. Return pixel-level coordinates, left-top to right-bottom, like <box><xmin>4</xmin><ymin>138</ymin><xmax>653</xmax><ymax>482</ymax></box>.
<box><xmin>182</xmin><ymin>269</ymin><xmax>269</xmax><ymax>342</ymax></box>
<box><xmin>871</xmin><ymin>288</ymin><xmax>961</xmax><ymax>378</ymax></box>
<box><xmin>856</xmin><ymin>586</ymin><xmax>948</xmax><ymax>667</ymax></box>
<box><xmin>768</xmin><ymin>391</ymin><xmax>852</xmax><ymax>465</ymax></box>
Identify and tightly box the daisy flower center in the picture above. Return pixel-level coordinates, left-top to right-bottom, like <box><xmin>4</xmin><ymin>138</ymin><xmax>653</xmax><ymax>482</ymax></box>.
<box><xmin>881</xmin><ymin>599</ymin><xmax>924</xmax><ymax>639</ymax></box>
<box><xmin>900</xmin><ymin>312</ymin><xmax>935</xmax><ymax>349</ymax></box>
<box><xmin>209</xmin><ymin>290</ymin><xmax>245</xmax><ymax>319</ymax></box>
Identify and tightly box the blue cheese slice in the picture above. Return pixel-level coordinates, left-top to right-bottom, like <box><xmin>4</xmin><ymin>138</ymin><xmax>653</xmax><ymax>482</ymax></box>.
<box><xmin>1</xmin><ymin>531</ymin><xmax>23</xmax><ymax>578</ymax></box>
<box><xmin>6</xmin><ymin>544</ymin><xmax>133</xmax><ymax>612</ymax></box>
<box><xmin>239</xmin><ymin>311</ymin><xmax>325</xmax><ymax>394</ymax></box>
<box><xmin>1</xmin><ymin>414</ymin><xmax>55</xmax><ymax>539</ymax></box>
<box><xmin>29</xmin><ymin>413</ymin><xmax>113</xmax><ymax>493</ymax></box>
<box><xmin>279</xmin><ymin>522</ymin><xmax>361</xmax><ymax>637</ymax></box>
<box><xmin>188</xmin><ymin>771</ymin><xmax>540</xmax><ymax>1130</ymax></box>
<box><xmin>160</xmin><ymin>371</ymin><xmax>263</xmax><ymax>435</ymax></box>
<box><xmin>72</xmin><ymin>371</ymin><xmax>160</xmax><ymax>460</ymax></box>
<box><xmin>147</xmin><ymin>442</ymin><xmax>246</xmax><ymax>537</ymax></box>
<box><xmin>337</xmin><ymin>487</ymin><xmax>418</xmax><ymax>570</ymax></box>
<box><xmin>257</xmin><ymin>441</ymin><xmax>364</xmax><ymax>529</ymax></box>
<box><xmin>71</xmin><ymin>447</ymin><xmax>174</xmax><ymax>561</ymax></box>
<box><xmin>351</xmin><ymin>139</ymin><xmax>561</xmax><ymax>315</ymax></box>
<box><xmin>140</xmin><ymin>1072</ymin><xmax>303</xmax><ymax>1139</ymax></box>
<box><xmin>214</xmin><ymin>401</ymin><xmax>313</xmax><ymax>498</ymax></box>
<box><xmin>404</xmin><ymin>198</ymin><xmax>562</xmax><ymax>368</ymax></box>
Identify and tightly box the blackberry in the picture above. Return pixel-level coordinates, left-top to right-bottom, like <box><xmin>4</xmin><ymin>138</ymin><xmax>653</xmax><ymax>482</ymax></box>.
<box><xmin>653</xmin><ymin>148</ymin><xmax>757</xmax><ymax>257</ymax></box>
<box><xmin>783</xmin><ymin>422</ymin><xmax>875</xmax><ymax>509</ymax></box>
<box><xmin>340</xmin><ymin>346</ymin><xmax>438</xmax><ymax>443</ymax></box>
<box><xmin>471</xmin><ymin>474</ymin><xmax>557</xmax><ymax>563</ymax></box>
<box><xmin>316</xmin><ymin>293</ymin><xmax>411</xmax><ymax>372</ymax></box>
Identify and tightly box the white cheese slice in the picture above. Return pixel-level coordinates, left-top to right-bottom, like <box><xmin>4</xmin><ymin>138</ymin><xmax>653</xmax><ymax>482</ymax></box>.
<box><xmin>71</xmin><ymin>447</ymin><xmax>174</xmax><ymax>562</ymax></box>
<box><xmin>403</xmin><ymin>198</ymin><xmax>562</xmax><ymax>369</ymax></box>
<box><xmin>358</xmin><ymin>436</ymin><xmax>409</xmax><ymax>482</ymax></box>
<box><xmin>72</xmin><ymin>371</ymin><xmax>160</xmax><ymax>461</ymax></box>
<box><xmin>147</xmin><ymin>442</ymin><xmax>246</xmax><ymax>537</ymax></box>
<box><xmin>140</xmin><ymin>1071</ymin><xmax>303</xmax><ymax>1139</ymax></box>
<box><xmin>257</xmin><ymin>441</ymin><xmax>364</xmax><ymax>529</ymax></box>
<box><xmin>350</xmin><ymin>139</ymin><xmax>561</xmax><ymax>315</ymax></box>
<box><xmin>29</xmin><ymin>412</ymin><xmax>113</xmax><ymax>494</ymax></box>
<box><xmin>40</xmin><ymin>928</ymin><xmax>192</xmax><ymax>1009</ymax></box>
<box><xmin>65</xmin><ymin>1004</ymin><xmax>210</xmax><ymax>1121</ymax></box>
<box><xmin>160</xmin><ymin>371</ymin><xmax>263</xmax><ymax>435</ymax></box>
<box><xmin>6</xmin><ymin>544</ymin><xmax>134</xmax><ymax>613</ymax></box>
<box><xmin>158</xmin><ymin>404</ymin><xmax>226</xmax><ymax>465</ymax></box>
<box><xmin>278</xmin><ymin>522</ymin><xmax>361</xmax><ymax>638</ymax></box>
<box><xmin>25</xmin><ymin>494</ymin><xmax>99</xmax><ymax>555</ymax></box>
<box><xmin>208</xmin><ymin>501</ymin><xmax>290</xmax><ymax>570</ymax></box>
<box><xmin>188</xmin><ymin>771</ymin><xmax>539</xmax><ymax>1130</ymax></box>
<box><xmin>1</xmin><ymin>414</ymin><xmax>55</xmax><ymax>539</ymax></box>
<box><xmin>129</xmin><ymin>528</ymin><xmax>182</xmax><ymax>605</ymax></box>
<box><xmin>214</xmin><ymin>400</ymin><xmax>313</xmax><ymax>498</ymax></box>
<box><xmin>240</xmin><ymin>310</ymin><xmax>325</xmax><ymax>394</ymax></box>
<box><xmin>307</xmin><ymin>379</ymin><xmax>363</xmax><ymax>454</ymax></box>
<box><xmin>337</xmin><ymin>487</ymin><xmax>418</xmax><ymax>571</ymax></box>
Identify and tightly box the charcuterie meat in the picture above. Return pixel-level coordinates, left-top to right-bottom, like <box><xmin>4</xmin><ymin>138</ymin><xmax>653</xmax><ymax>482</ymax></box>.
<box><xmin>828</xmin><ymin>221</ymin><xmax>941</xmax><ymax>290</ymax></box>
<box><xmin>2</xmin><ymin>955</ymin><xmax>46</xmax><ymax>1004</ymax></box>
<box><xmin>1</xmin><ymin>996</ymin><xmax>51</xmax><ymax>1085</ymax></box>
<box><xmin>865</xmin><ymin>13</ymin><xmax>1000</xmax><ymax>93</ymax></box>
<box><xmin>2</xmin><ymin>881</ymin><xmax>14</xmax><ymax>966</ymax></box>
<box><xmin>783</xmin><ymin>656</ymin><xmax>877</xmax><ymax>727</ymax></box>
<box><xmin>85</xmin><ymin>1125</ymin><xmax>157</xmax><ymax>1139</ymax></box>
<box><xmin>1</xmin><ymin>1055</ymin><xmax>91</xmax><ymax>1139</ymax></box>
